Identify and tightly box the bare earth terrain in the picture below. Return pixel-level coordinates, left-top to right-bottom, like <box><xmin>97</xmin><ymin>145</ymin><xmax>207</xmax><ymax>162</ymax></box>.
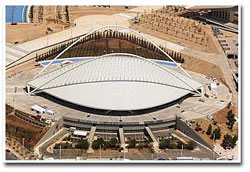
<box><xmin>6</xmin><ymin>6</ymin><xmax>134</xmax><ymax>44</ymax></box>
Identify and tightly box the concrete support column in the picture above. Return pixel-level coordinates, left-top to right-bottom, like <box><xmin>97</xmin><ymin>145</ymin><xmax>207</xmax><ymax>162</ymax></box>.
<box><xmin>87</xmin><ymin>126</ymin><xmax>96</xmax><ymax>153</ymax></box>
<box><xmin>201</xmin><ymin>86</ymin><xmax>205</xmax><ymax>96</ymax></box>
<box><xmin>119</xmin><ymin>128</ymin><xmax>127</xmax><ymax>151</ymax></box>
<box><xmin>27</xmin><ymin>85</ymin><xmax>30</xmax><ymax>95</ymax></box>
<box><xmin>222</xmin><ymin>11</ymin><xmax>225</xmax><ymax>20</ymax></box>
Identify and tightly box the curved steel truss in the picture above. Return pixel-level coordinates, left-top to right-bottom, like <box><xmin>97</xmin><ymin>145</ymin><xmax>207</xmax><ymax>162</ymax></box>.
<box><xmin>33</xmin><ymin>25</ymin><xmax>191</xmax><ymax>79</ymax></box>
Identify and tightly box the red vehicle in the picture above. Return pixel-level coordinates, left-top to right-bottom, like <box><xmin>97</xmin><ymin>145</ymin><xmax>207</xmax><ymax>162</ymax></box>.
<box><xmin>31</xmin><ymin>115</ymin><xmax>41</xmax><ymax>120</ymax></box>
<box><xmin>195</xmin><ymin>127</ymin><xmax>202</xmax><ymax>132</ymax></box>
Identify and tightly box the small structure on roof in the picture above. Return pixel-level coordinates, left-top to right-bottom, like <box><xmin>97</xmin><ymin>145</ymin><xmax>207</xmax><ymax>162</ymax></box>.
<box><xmin>209</xmin><ymin>82</ymin><xmax>217</xmax><ymax>92</ymax></box>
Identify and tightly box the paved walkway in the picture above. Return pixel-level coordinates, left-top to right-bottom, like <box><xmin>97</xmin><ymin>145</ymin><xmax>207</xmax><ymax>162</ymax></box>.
<box><xmin>6</xmin><ymin>43</ymin><xmax>30</xmax><ymax>65</ymax></box>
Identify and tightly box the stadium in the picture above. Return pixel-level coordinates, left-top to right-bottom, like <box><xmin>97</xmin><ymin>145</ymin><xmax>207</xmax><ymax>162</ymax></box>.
<box><xmin>5</xmin><ymin>5</ymin><xmax>238</xmax><ymax>161</ymax></box>
<box><xmin>6</xmin><ymin>24</ymin><xmax>231</xmax><ymax>153</ymax></box>
<box><xmin>22</xmin><ymin>25</ymin><xmax>206</xmax><ymax>136</ymax></box>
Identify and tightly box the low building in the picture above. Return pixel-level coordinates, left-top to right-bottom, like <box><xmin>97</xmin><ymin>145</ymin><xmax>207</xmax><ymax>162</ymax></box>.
<box><xmin>30</xmin><ymin>105</ymin><xmax>46</xmax><ymax>114</ymax></box>
<box><xmin>73</xmin><ymin>130</ymin><xmax>88</xmax><ymax>138</ymax></box>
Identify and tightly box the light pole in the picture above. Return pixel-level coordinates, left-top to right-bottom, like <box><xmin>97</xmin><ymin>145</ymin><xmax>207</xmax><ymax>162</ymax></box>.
<box><xmin>123</xmin><ymin>148</ymin><xmax>125</xmax><ymax>160</ymax></box>
<box><xmin>60</xmin><ymin>144</ymin><xmax>62</xmax><ymax>160</ymax></box>
<box><xmin>181</xmin><ymin>144</ymin><xmax>184</xmax><ymax>157</ymax></box>
<box><xmin>213</xmin><ymin>133</ymin><xmax>215</xmax><ymax>160</ymax></box>
<box><xmin>47</xmin><ymin>32</ymin><xmax>49</xmax><ymax>46</ymax></box>
<box><xmin>99</xmin><ymin>144</ymin><xmax>101</xmax><ymax>160</ymax></box>
<box><xmin>70</xmin><ymin>26</ymin><xmax>72</xmax><ymax>38</ymax></box>
<box><xmin>13</xmin><ymin>86</ymin><xmax>16</xmax><ymax>115</ymax></box>
<box><xmin>22</xmin><ymin>137</ymin><xmax>25</xmax><ymax>149</ymax></box>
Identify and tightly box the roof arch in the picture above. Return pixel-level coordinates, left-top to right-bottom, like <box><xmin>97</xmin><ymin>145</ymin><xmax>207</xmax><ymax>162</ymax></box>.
<box><xmin>27</xmin><ymin>53</ymin><xmax>202</xmax><ymax>95</ymax></box>
<box><xmin>33</xmin><ymin>25</ymin><xmax>191</xmax><ymax>81</ymax></box>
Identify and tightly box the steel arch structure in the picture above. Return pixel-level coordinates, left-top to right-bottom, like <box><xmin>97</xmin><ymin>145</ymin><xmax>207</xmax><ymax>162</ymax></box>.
<box><xmin>29</xmin><ymin>25</ymin><xmax>202</xmax><ymax>96</ymax></box>
<box><xmin>33</xmin><ymin>25</ymin><xmax>191</xmax><ymax>80</ymax></box>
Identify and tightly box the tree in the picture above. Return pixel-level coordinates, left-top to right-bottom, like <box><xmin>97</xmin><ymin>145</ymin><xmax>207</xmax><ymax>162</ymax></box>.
<box><xmin>128</xmin><ymin>139</ymin><xmax>137</xmax><ymax>148</ymax></box>
<box><xmin>92</xmin><ymin>141</ymin><xmax>101</xmax><ymax>150</ymax></box>
<box><xmin>206</xmin><ymin>124</ymin><xmax>212</xmax><ymax>135</ymax></box>
<box><xmin>159</xmin><ymin>139</ymin><xmax>171</xmax><ymax>149</ymax></box>
<box><xmin>210</xmin><ymin>127</ymin><xmax>221</xmax><ymax>140</ymax></box>
<box><xmin>143</xmin><ymin>140</ymin><xmax>150</xmax><ymax>148</ymax></box>
<box><xmin>138</xmin><ymin>143</ymin><xmax>144</xmax><ymax>149</ymax></box>
<box><xmin>65</xmin><ymin>6</ymin><xmax>70</xmax><ymax>23</ymax></box>
<box><xmin>62</xmin><ymin>142</ymin><xmax>71</xmax><ymax>149</ymax></box>
<box><xmin>54</xmin><ymin>143</ymin><xmax>60</xmax><ymax>149</ymax></box>
<box><xmin>226</xmin><ymin>110</ymin><xmax>236</xmax><ymax>130</ymax></box>
<box><xmin>38</xmin><ymin>6</ymin><xmax>43</xmax><ymax>23</ymax></box>
<box><xmin>186</xmin><ymin>140</ymin><xmax>197</xmax><ymax>150</ymax></box>
<box><xmin>92</xmin><ymin>138</ymin><xmax>105</xmax><ymax>150</ymax></box>
<box><xmin>76</xmin><ymin>140</ymin><xmax>89</xmax><ymax>150</ymax></box>
<box><xmin>110</xmin><ymin>138</ymin><xmax>118</xmax><ymax>148</ymax></box>
<box><xmin>56</xmin><ymin>6</ymin><xmax>62</xmax><ymax>23</ymax></box>
<box><xmin>221</xmin><ymin>134</ymin><xmax>233</xmax><ymax>150</ymax></box>
<box><xmin>177</xmin><ymin>141</ymin><xmax>185</xmax><ymax>149</ymax></box>
<box><xmin>104</xmin><ymin>141</ymin><xmax>111</xmax><ymax>149</ymax></box>
<box><xmin>231</xmin><ymin>135</ymin><xmax>238</xmax><ymax>149</ymax></box>
<box><xmin>29</xmin><ymin>6</ymin><xmax>34</xmax><ymax>23</ymax></box>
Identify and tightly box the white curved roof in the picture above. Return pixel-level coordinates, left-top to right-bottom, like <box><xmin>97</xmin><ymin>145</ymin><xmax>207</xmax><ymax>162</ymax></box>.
<box><xmin>27</xmin><ymin>53</ymin><xmax>203</xmax><ymax>111</ymax></box>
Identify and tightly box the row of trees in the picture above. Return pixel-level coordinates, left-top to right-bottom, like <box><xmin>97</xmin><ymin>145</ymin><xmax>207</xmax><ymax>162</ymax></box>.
<box><xmin>221</xmin><ymin>134</ymin><xmax>238</xmax><ymax>150</ymax></box>
<box><xmin>28</xmin><ymin>6</ymin><xmax>34</xmax><ymax>23</ymax></box>
<box><xmin>159</xmin><ymin>138</ymin><xmax>197</xmax><ymax>150</ymax></box>
<box><xmin>75</xmin><ymin>140</ymin><xmax>89</xmax><ymax>150</ymax></box>
<box><xmin>58</xmin><ymin>137</ymin><xmax>150</xmax><ymax>150</ymax></box>
<box><xmin>64</xmin><ymin>6</ymin><xmax>70</xmax><ymax>23</ymax></box>
<box><xmin>204</xmin><ymin>111</ymin><xmax>238</xmax><ymax>150</ymax></box>
<box><xmin>206</xmin><ymin>124</ymin><xmax>221</xmax><ymax>140</ymax></box>
<box><xmin>92</xmin><ymin>138</ymin><xmax>119</xmax><ymax>150</ymax></box>
<box><xmin>35</xmin><ymin>30</ymin><xmax>185</xmax><ymax>63</ymax></box>
<box><xmin>226</xmin><ymin>110</ymin><xmax>236</xmax><ymax>130</ymax></box>
<box><xmin>28</xmin><ymin>6</ymin><xmax>43</xmax><ymax>24</ymax></box>
<box><xmin>38</xmin><ymin>6</ymin><xmax>43</xmax><ymax>24</ymax></box>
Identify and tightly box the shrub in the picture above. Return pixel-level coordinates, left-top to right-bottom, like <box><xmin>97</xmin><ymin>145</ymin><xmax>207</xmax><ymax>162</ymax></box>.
<box><xmin>110</xmin><ymin>138</ymin><xmax>118</xmax><ymax>148</ymax></box>
<box><xmin>177</xmin><ymin>141</ymin><xmax>185</xmax><ymax>149</ymax></box>
<box><xmin>76</xmin><ymin>140</ymin><xmax>89</xmax><ymax>150</ymax></box>
<box><xmin>128</xmin><ymin>139</ymin><xmax>137</xmax><ymax>148</ymax></box>
<box><xmin>186</xmin><ymin>140</ymin><xmax>197</xmax><ymax>150</ymax></box>
<box><xmin>159</xmin><ymin>139</ymin><xmax>170</xmax><ymax>149</ymax></box>
<box><xmin>206</xmin><ymin>124</ymin><xmax>212</xmax><ymax>135</ymax></box>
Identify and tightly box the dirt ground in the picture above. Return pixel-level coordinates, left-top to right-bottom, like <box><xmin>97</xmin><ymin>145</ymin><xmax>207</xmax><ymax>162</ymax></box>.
<box><xmin>190</xmin><ymin>105</ymin><xmax>238</xmax><ymax>147</ymax></box>
<box><xmin>6</xmin><ymin>104</ymin><xmax>14</xmax><ymax>115</ymax></box>
<box><xmin>6</xmin><ymin>104</ymin><xmax>49</xmax><ymax>149</ymax></box>
<box><xmin>6</xmin><ymin>6</ymin><xmax>134</xmax><ymax>44</ymax></box>
<box><xmin>130</xmin><ymin>24</ymin><xmax>220</xmax><ymax>54</ymax></box>
<box><xmin>6</xmin><ymin>115</ymin><xmax>49</xmax><ymax>149</ymax></box>
<box><xmin>181</xmin><ymin>54</ymin><xmax>225</xmax><ymax>83</ymax></box>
